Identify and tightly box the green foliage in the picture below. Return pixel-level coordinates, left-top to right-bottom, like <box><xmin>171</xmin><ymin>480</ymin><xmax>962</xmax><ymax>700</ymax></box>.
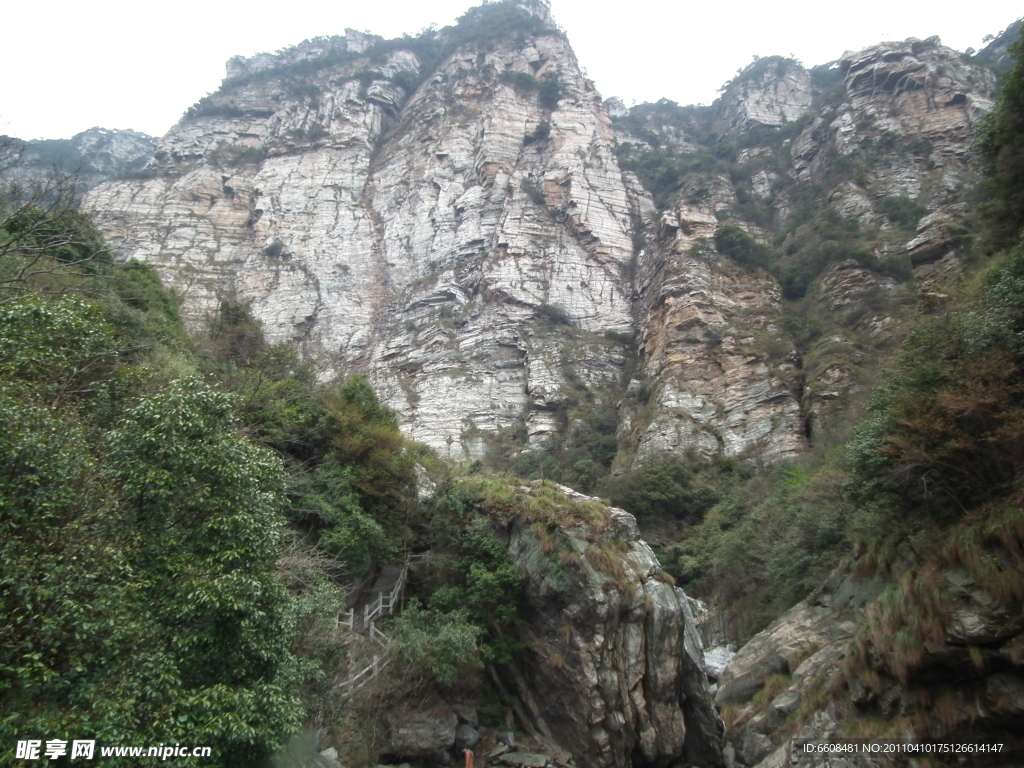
<box><xmin>386</xmin><ymin>602</ymin><xmax>483</xmax><ymax>687</ymax></box>
<box><xmin>276</xmin><ymin>542</ymin><xmax>349</xmax><ymax>728</ymax></box>
<box><xmin>533</xmin><ymin>302</ymin><xmax>572</xmax><ymax>325</ymax></box>
<box><xmin>0</xmin><ymin>196</ymin><xmax>434</xmax><ymax>761</ymax></box>
<box><xmin>599</xmin><ymin>452</ymin><xmax>728</xmax><ymax>522</ymax></box>
<box><xmin>0</xmin><ymin>292</ymin><xmax>300</xmax><ymax>765</ymax></box>
<box><xmin>976</xmin><ymin>25</ymin><xmax>1024</xmax><ymax>251</ymax></box>
<box><xmin>874</xmin><ymin>195</ymin><xmax>926</xmax><ymax>230</ymax></box>
<box><xmin>656</xmin><ymin>458</ymin><xmax>850</xmax><ymax>635</ymax></box>
<box><xmin>320</xmin><ymin>375</ymin><xmax>416</xmax><ymax>522</ymax></box>
<box><xmin>968</xmin><ymin>18</ymin><xmax>1024</xmax><ymax>76</ymax></box>
<box><xmin>501</xmin><ymin>70</ymin><xmax>539</xmax><ymax>93</ymax></box>
<box><xmin>1</xmin><ymin>206</ymin><xmax>110</xmax><ymax>269</ymax></box>
<box><xmin>809</xmin><ymin>62</ymin><xmax>844</xmax><ymax>89</ymax></box>
<box><xmin>538</xmin><ymin>73</ymin><xmax>561</xmax><ymax>110</ymax></box>
<box><xmin>296</xmin><ymin>458</ymin><xmax>388</xmax><ymax>573</ymax></box>
<box><xmin>444</xmin><ymin>1</ymin><xmax>562</xmax><ymax>54</ymax></box>
<box><xmin>0</xmin><ymin>294</ymin><xmax>117</xmax><ymax>399</ymax></box>
<box><xmin>429</xmin><ymin>491</ymin><xmax>523</xmax><ymax>621</ymax></box>
<box><xmin>714</xmin><ymin>224</ymin><xmax>770</xmax><ymax>269</ymax></box>
<box><xmin>105</xmin><ymin>379</ymin><xmax>300</xmax><ymax>762</ymax></box>
<box><xmin>208</xmin><ymin>142</ymin><xmax>267</xmax><ymax>168</ymax></box>
<box><xmin>775</xmin><ymin>205</ymin><xmax>874</xmax><ymax>299</ymax></box>
<box><xmin>611</xmin><ymin>99</ymin><xmax>726</xmax><ymax>210</ymax></box>
<box><xmin>184</xmin><ymin>98</ymin><xmax>265</xmax><ymax>121</ymax></box>
<box><xmin>846</xmin><ymin>250</ymin><xmax>1024</xmax><ymax>523</ymax></box>
<box><xmin>195</xmin><ymin>302</ymin><xmax>418</xmax><ymax>576</ymax></box>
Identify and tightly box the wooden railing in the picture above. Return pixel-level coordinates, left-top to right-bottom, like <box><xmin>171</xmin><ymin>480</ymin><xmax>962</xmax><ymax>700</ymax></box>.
<box><xmin>335</xmin><ymin>553</ymin><xmax>426</xmax><ymax>692</ymax></box>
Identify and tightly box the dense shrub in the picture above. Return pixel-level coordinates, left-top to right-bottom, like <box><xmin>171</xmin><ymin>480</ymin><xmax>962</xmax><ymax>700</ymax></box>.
<box><xmin>0</xmin><ymin>295</ymin><xmax>300</xmax><ymax>765</ymax></box>
<box><xmin>874</xmin><ymin>195</ymin><xmax>927</xmax><ymax>229</ymax></box>
<box><xmin>714</xmin><ymin>224</ymin><xmax>770</xmax><ymax>269</ymax></box>
<box><xmin>977</xmin><ymin>26</ymin><xmax>1024</xmax><ymax>250</ymax></box>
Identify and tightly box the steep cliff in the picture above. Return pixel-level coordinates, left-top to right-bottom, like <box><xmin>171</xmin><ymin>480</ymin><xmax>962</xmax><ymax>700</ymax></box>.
<box><xmin>82</xmin><ymin>1</ymin><xmax>1003</xmax><ymax>469</ymax></box>
<box><xmin>5</xmin><ymin>127</ymin><xmax>155</xmax><ymax>192</ymax></box>
<box><xmin>614</xmin><ymin>36</ymin><xmax>996</xmax><ymax>450</ymax></box>
<box><xmin>450</xmin><ymin>480</ymin><xmax>724</xmax><ymax>768</ymax></box>
<box><xmin>84</xmin><ymin>1</ymin><xmax>639</xmax><ymax>462</ymax></box>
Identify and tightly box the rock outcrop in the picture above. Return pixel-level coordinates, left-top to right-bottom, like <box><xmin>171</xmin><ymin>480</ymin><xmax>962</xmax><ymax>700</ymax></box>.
<box><xmin>629</xmin><ymin>219</ymin><xmax>806</xmax><ymax>464</ymax></box>
<box><xmin>494</xmin><ymin>483</ymin><xmax>723</xmax><ymax>768</ymax></box>
<box><xmin>714</xmin><ymin>58</ymin><xmax>813</xmax><ymax>138</ymax></box>
<box><xmin>716</xmin><ymin>546</ymin><xmax>1024</xmax><ymax>768</ymax></box>
<box><xmin>6</xmin><ymin>127</ymin><xmax>155</xmax><ymax>194</ymax></box>
<box><xmin>80</xmin><ymin>1</ymin><xmax>1001</xmax><ymax>466</ymax></box>
<box><xmin>83</xmin><ymin>6</ymin><xmax>642</xmax><ymax>461</ymax></box>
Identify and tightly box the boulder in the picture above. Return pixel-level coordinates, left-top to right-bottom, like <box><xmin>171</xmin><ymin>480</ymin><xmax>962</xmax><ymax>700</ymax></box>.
<box><xmin>704</xmin><ymin>645</ymin><xmax>738</xmax><ymax>682</ymax></box>
<box><xmin>499</xmin><ymin>484</ymin><xmax>723</xmax><ymax>768</ymax></box>
<box><xmin>383</xmin><ymin>698</ymin><xmax>458</xmax><ymax>758</ymax></box>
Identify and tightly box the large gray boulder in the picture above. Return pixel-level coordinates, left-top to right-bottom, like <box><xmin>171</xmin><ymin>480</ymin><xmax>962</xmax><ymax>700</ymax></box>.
<box><xmin>383</xmin><ymin>697</ymin><xmax>457</xmax><ymax>758</ymax></box>
<box><xmin>495</xmin><ymin>483</ymin><xmax>723</xmax><ymax>768</ymax></box>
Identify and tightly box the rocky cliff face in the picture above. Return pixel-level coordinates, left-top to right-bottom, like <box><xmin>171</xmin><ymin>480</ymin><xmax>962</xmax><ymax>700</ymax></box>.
<box><xmin>4</xmin><ymin>127</ymin><xmax>154</xmax><ymax>194</ymax></box>
<box><xmin>84</xmin><ymin>2</ymin><xmax>640</xmax><ymax>461</ymax></box>
<box><xmin>614</xmin><ymin>36</ymin><xmax>996</xmax><ymax>451</ymax></box>
<box><xmin>628</xmin><ymin>218</ymin><xmax>806</xmax><ymax>464</ymax></box>
<box><xmin>82</xmin><ymin>1</ymin><xmax>1000</xmax><ymax>466</ymax></box>
<box><xmin>713</xmin><ymin>549</ymin><xmax>1024</xmax><ymax>768</ymax></box>
<box><xmin>493</xmin><ymin>483</ymin><xmax>723</xmax><ymax>768</ymax></box>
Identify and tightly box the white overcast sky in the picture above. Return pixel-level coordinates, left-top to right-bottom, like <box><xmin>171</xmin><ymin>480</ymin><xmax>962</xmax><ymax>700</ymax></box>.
<box><xmin>1</xmin><ymin>0</ymin><xmax>1020</xmax><ymax>141</ymax></box>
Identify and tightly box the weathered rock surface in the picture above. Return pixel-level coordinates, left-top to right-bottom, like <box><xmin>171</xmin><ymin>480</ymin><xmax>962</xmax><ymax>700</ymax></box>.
<box><xmin>80</xmin><ymin>3</ymin><xmax>1000</xmax><ymax>468</ymax></box>
<box><xmin>630</xmin><ymin>222</ymin><xmax>806</xmax><ymax>463</ymax></box>
<box><xmin>494</xmin><ymin>483</ymin><xmax>723</xmax><ymax>768</ymax></box>
<box><xmin>717</xmin><ymin>548</ymin><xmax>1024</xmax><ymax>767</ymax></box>
<box><xmin>383</xmin><ymin>696</ymin><xmax>458</xmax><ymax>757</ymax></box>
<box><xmin>715</xmin><ymin>59</ymin><xmax>813</xmax><ymax>138</ymax></box>
<box><xmin>83</xmin><ymin>10</ymin><xmax>644</xmax><ymax>461</ymax></box>
<box><xmin>6</xmin><ymin>127</ymin><xmax>155</xmax><ymax>193</ymax></box>
<box><xmin>704</xmin><ymin>645</ymin><xmax>737</xmax><ymax>682</ymax></box>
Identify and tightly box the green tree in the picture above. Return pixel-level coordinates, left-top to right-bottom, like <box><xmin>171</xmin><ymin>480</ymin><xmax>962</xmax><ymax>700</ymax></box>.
<box><xmin>977</xmin><ymin>27</ymin><xmax>1024</xmax><ymax>251</ymax></box>
<box><xmin>0</xmin><ymin>294</ymin><xmax>301</xmax><ymax>765</ymax></box>
<box><xmin>106</xmin><ymin>379</ymin><xmax>301</xmax><ymax>763</ymax></box>
<box><xmin>320</xmin><ymin>375</ymin><xmax>415</xmax><ymax>522</ymax></box>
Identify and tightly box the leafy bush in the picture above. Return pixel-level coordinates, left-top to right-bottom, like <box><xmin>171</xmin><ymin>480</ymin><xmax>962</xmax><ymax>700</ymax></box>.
<box><xmin>714</xmin><ymin>224</ymin><xmax>770</xmax><ymax>269</ymax></box>
<box><xmin>538</xmin><ymin>73</ymin><xmax>561</xmax><ymax>110</ymax></box>
<box><xmin>977</xmin><ymin>26</ymin><xmax>1024</xmax><ymax>250</ymax></box>
<box><xmin>386</xmin><ymin>602</ymin><xmax>483</xmax><ymax>686</ymax></box>
<box><xmin>846</xmin><ymin>252</ymin><xmax>1024</xmax><ymax>523</ymax></box>
<box><xmin>444</xmin><ymin>1</ymin><xmax>562</xmax><ymax>54</ymax></box>
<box><xmin>424</xmin><ymin>479</ymin><xmax>526</xmax><ymax>662</ymax></box>
<box><xmin>533</xmin><ymin>302</ymin><xmax>572</xmax><ymax>325</ymax></box>
<box><xmin>521</xmin><ymin>177</ymin><xmax>547</xmax><ymax>207</ymax></box>
<box><xmin>0</xmin><ymin>294</ymin><xmax>301</xmax><ymax>764</ymax></box>
<box><xmin>501</xmin><ymin>70</ymin><xmax>539</xmax><ymax>93</ymax></box>
<box><xmin>599</xmin><ymin>452</ymin><xmax>728</xmax><ymax>522</ymax></box>
<box><xmin>875</xmin><ymin>195</ymin><xmax>926</xmax><ymax>229</ymax></box>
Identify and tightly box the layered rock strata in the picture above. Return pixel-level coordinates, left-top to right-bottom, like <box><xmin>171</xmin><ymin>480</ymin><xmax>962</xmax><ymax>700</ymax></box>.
<box><xmin>82</xmin><ymin>2</ymin><xmax>1001</xmax><ymax>465</ymax></box>
<box><xmin>628</xmin><ymin>213</ymin><xmax>806</xmax><ymax>464</ymax></box>
<box><xmin>84</xmin><ymin>7</ymin><xmax>643</xmax><ymax>460</ymax></box>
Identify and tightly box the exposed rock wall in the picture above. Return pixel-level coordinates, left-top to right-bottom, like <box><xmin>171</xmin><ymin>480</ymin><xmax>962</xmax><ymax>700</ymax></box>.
<box><xmin>81</xmin><ymin>3</ymin><xmax>1000</xmax><ymax>466</ymax></box>
<box><xmin>495</xmin><ymin>484</ymin><xmax>723</xmax><ymax>768</ymax></box>
<box><xmin>628</xmin><ymin>209</ymin><xmax>806</xmax><ymax>464</ymax></box>
<box><xmin>6</xmin><ymin>127</ymin><xmax>155</xmax><ymax>193</ymax></box>
<box><xmin>84</xmin><ymin>17</ymin><xmax>637</xmax><ymax>460</ymax></box>
<box><xmin>714</xmin><ymin>59</ymin><xmax>813</xmax><ymax>138</ymax></box>
<box><xmin>616</xmin><ymin>35</ymin><xmax>996</xmax><ymax>449</ymax></box>
<box><xmin>714</xmin><ymin>553</ymin><xmax>1024</xmax><ymax>768</ymax></box>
